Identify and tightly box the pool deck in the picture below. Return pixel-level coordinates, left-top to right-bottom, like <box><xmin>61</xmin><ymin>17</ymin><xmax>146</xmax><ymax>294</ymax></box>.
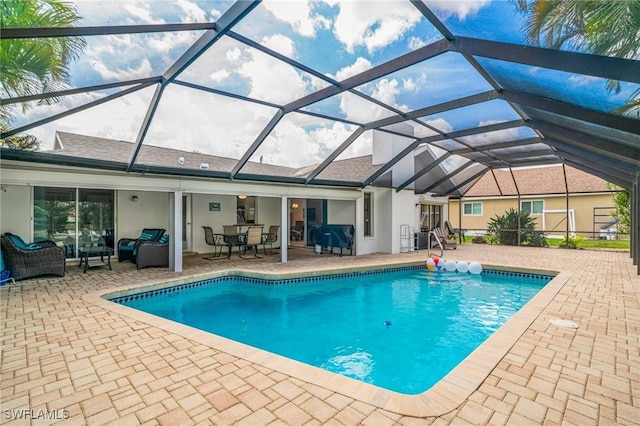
<box><xmin>1</xmin><ymin>244</ymin><xmax>639</xmax><ymax>425</ymax></box>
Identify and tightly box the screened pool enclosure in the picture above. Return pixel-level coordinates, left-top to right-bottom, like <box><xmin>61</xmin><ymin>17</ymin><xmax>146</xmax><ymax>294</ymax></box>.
<box><xmin>1</xmin><ymin>0</ymin><xmax>639</xmax><ymax>271</ymax></box>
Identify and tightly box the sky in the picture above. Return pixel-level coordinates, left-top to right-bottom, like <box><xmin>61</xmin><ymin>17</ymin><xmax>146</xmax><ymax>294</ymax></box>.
<box><xmin>8</xmin><ymin>0</ymin><xmax>636</xmax><ymax>173</ymax></box>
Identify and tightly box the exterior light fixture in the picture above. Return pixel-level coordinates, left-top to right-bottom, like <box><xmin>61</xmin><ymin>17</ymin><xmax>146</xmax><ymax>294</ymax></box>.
<box><xmin>291</xmin><ymin>202</ymin><xmax>299</xmax><ymax>209</ymax></box>
<box><xmin>238</xmin><ymin>195</ymin><xmax>247</xmax><ymax>200</ymax></box>
<box><xmin>130</xmin><ymin>195</ymin><xmax>139</xmax><ymax>202</ymax></box>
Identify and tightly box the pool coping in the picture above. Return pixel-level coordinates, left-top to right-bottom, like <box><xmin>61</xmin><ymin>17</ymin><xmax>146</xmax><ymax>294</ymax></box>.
<box><xmin>83</xmin><ymin>262</ymin><xmax>571</xmax><ymax>417</ymax></box>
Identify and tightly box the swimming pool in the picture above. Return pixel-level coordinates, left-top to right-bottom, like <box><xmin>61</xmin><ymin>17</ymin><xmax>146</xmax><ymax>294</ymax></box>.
<box><xmin>112</xmin><ymin>266</ymin><xmax>552</xmax><ymax>394</ymax></box>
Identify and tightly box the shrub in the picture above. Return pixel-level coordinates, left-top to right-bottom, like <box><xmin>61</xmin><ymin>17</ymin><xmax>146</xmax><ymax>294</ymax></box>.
<box><xmin>472</xmin><ymin>236</ymin><xmax>487</xmax><ymax>244</ymax></box>
<box><xmin>486</xmin><ymin>208</ymin><xmax>548</xmax><ymax>247</ymax></box>
<box><xmin>558</xmin><ymin>235</ymin><xmax>583</xmax><ymax>249</ymax></box>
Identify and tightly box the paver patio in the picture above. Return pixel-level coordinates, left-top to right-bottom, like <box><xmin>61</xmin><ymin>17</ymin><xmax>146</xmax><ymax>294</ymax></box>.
<box><xmin>1</xmin><ymin>244</ymin><xmax>638</xmax><ymax>425</ymax></box>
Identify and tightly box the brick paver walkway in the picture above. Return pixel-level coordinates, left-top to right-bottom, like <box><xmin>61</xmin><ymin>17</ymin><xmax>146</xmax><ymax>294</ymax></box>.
<box><xmin>1</xmin><ymin>244</ymin><xmax>638</xmax><ymax>425</ymax></box>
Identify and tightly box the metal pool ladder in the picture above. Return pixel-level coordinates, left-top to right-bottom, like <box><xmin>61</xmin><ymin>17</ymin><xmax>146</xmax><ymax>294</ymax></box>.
<box><xmin>428</xmin><ymin>230</ymin><xmax>444</xmax><ymax>258</ymax></box>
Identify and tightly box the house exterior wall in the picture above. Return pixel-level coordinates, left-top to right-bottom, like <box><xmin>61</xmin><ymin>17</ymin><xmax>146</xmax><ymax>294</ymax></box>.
<box><xmin>0</xmin><ymin>184</ymin><xmax>31</xmax><ymax>239</ymax></box>
<box><xmin>117</xmin><ymin>190</ymin><xmax>170</xmax><ymax>241</ymax></box>
<box><xmin>449</xmin><ymin>193</ymin><xmax>616</xmax><ymax>238</ymax></box>
<box><xmin>374</xmin><ymin>188</ymin><xmax>394</xmax><ymax>253</ymax></box>
<box><xmin>0</xmin><ymin>160</ymin><xmax>443</xmax><ymax>258</ymax></box>
<box><xmin>327</xmin><ymin>199</ymin><xmax>356</xmax><ymax>225</ymax></box>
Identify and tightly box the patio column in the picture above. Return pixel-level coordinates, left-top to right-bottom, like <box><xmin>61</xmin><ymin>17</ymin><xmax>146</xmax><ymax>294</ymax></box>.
<box><xmin>169</xmin><ymin>191</ymin><xmax>183</xmax><ymax>272</ymax></box>
<box><xmin>634</xmin><ymin>174</ymin><xmax>639</xmax><ymax>274</ymax></box>
<box><xmin>281</xmin><ymin>196</ymin><xmax>288</xmax><ymax>263</ymax></box>
<box><xmin>563</xmin><ymin>164</ymin><xmax>570</xmax><ymax>241</ymax></box>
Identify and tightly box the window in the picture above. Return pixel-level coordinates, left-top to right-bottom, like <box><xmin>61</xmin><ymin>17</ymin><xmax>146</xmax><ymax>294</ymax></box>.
<box><xmin>521</xmin><ymin>200</ymin><xmax>544</xmax><ymax>214</ymax></box>
<box><xmin>364</xmin><ymin>192</ymin><xmax>373</xmax><ymax>237</ymax></box>
<box><xmin>463</xmin><ymin>202</ymin><xmax>482</xmax><ymax>216</ymax></box>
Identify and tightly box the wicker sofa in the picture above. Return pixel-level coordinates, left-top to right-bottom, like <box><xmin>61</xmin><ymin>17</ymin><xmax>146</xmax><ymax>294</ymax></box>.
<box><xmin>0</xmin><ymin>233</ymin><xmax>66</xmax><ymax>281</ymax></box>
<box><xmin>136</xmin><ymin>235</ymin><xmax>169</xmax><ymax>269</ymax></box>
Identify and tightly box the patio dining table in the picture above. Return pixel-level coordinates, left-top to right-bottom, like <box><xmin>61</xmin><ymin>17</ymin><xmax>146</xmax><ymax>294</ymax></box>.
<box><xmin>215</xmin><ymin>225</ymin><xmax>268</xmax><ymax>259</ymax></box>
<box><xmin>213</xmin><ymin>229</ymin><xmax>253</xmax><ymax>259</ymax></box>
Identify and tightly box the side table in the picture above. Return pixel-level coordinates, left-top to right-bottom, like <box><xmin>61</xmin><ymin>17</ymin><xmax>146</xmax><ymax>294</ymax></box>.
<box><xmin>78</xmin><ymin>246</ymin><xmax>113</xmax><ymax>273</ymax></box>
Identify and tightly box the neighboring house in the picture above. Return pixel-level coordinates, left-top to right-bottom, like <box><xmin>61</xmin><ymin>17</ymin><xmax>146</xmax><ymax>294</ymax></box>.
<box><xmin>448</xmin><ymin>165</ymin><xmax>619</xmax><ymax>239</ymax></box>
<box><xmin>0</xmin><ymin>129</ymin><xmax>450</xmax><ymax>270</ymax></box>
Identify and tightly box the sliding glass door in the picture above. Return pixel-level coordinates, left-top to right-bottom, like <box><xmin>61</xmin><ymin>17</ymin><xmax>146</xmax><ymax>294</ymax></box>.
<box><xmin>33</xmin><ymin>187</ymin><xmax>114</xmax><ymax>258</ymax></box>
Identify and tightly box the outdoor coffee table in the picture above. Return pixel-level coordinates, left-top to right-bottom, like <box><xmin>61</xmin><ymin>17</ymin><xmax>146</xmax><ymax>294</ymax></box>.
<box><xmin>78</xmin><ymin>245</ymin><xmax>113</xmax><ymax>273</ymax></box>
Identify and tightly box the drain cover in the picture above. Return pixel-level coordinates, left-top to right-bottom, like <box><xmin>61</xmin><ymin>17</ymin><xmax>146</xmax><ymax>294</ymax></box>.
<box><xmin>549</xmin><ymin>318</ymin><xmax>579</xmax><ymax>329</ymax></box>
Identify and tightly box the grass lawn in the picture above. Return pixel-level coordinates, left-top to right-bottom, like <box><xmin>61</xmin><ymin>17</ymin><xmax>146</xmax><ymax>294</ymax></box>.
<box><xmin>462</xmin><ymin>236</ymin><xmax>630</xmax><ymax>250</ymax></box>
<box><xmin>545</xmin><ymin>238</ymin><xmax>630</xmax><ymax>250</ymax></box>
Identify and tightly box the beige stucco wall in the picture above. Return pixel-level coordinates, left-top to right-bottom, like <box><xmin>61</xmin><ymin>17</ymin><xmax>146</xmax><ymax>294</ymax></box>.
<box><xmin>449</xmin><ymin>193</ymin><xmax>616</xmax><ymax>238</ymax></box>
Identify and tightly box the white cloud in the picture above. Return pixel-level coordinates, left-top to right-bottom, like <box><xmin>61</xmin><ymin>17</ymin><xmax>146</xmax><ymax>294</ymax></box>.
<box><xmin>144</xmin><ymin>87</ymin><xmax>278</xmax><ymax>157</ymax></box>
<box><xmin>263</xmin><ymin>0</ymin><xmax>331</xmax><ymax>37</ymax></box>
<box><xmin>123</xmin><ymin>3</ymin><xmax>166</xmax><ymax>24</ymax></box>
<box><xmin>337</xmin><ymin>127</ymin><xmax>373</xmax><ymax>159</ymax></box>
<box><xmin>408</xmin><ymin>36</ymin><xmax>427</xmax><ymax>50</ymax></box>
<box><xmin>372</xmin><ymin>78</ymin><xmax>409</xmax><ymax>111</ymax></box>
<box><xmin>332</xmin><ymin>1</ymin><xmax>421</xmax><ymax>53</ymax></box>
<box><xmin>147</xmin><ymin>31</ymin><xmax>200</xmax><ymax>54</ymax></box>
<box><xmin>425</xmin><ymin>118</ymin><xmax>453</xmax><ymax>134</ymax></box>
<box><xmin>209</xmin><ymin>69</ymin><xmax>230</xmax><ymax>82</ymax></box>
<box><xmin>238</xmin><ymin>36</ymin><xmax>309</xmax><ymax>104</ymax></box>
<box><xmin>424</xmin><ymin>0</ymin><xmax>492</xmax><ymax>21</ymax></box>
<box><xmin>262</xmin><ymin>34</ymin><xmax>296</xmax><ymax>58</ymax></box>
<box><xmin>339</xmin><ymin>91</ymin><xmax>394</xmax><ymax>123</ymax></box>
<box><xmin>18</xmin><ymin>88</ymin><xmax>157</xmax><ymax>150</ymax></box>
<box><xmin>402</xmin><ymin>77</ymin><xmax>417</xmax><ymax>92</ymax></box>
<box><xmin>92</xmin><ymin>58</ymin><xmax>153</xmax><ymax>81</ymax></box>
<box><xmin>334</xmin><ymin>57</ymin><xmax>372</xmax><ymax>80</ymax></box>
<box><xmin>254</xmin><ymin>118</ymin><xmax>361</xmax><ymax>167</ymax></box>
<box><xmin>176</xmin><ymin>0</ymin><xmax>207</xmax><ymax>23</ymax></box>
<box><xmin>568</xmin><ymin>75</ymin><xmax>599</xmax><ymax>87</ymax></box>
<box><xmin>462</xmin><ymin>120</ymin><xmax>520</xmax><ymax>144</ymax></box>
<box><xmin>226</xmin><ymin>47</ymin><xmax>242</xmax><ymax>62</ymax></box>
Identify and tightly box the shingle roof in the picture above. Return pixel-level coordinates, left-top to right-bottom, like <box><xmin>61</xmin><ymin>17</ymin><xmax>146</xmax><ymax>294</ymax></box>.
<box><xmin>463</xmin><ymin>165</ymin><xmax>612</xmax><ymax>197</ymax></box>
<box><xmin>50</xmin><ymin>131</ymin><xmax>382</xmax><ymax>184</ymax></box>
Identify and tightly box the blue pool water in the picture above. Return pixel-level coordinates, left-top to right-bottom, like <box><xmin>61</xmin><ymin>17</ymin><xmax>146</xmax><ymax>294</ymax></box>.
<box><xmin>114</xmin><ymin>267</ymin><xmax>551</xmax><ymax>394</ymax></box>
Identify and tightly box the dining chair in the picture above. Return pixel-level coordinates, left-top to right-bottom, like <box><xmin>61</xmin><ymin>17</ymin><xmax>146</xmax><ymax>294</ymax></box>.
<box><xmin>262</xmin><ymin>225</ymin><xmax>280</xmax><ymax>255</ymax></box>
<box><xmin>202</xmin><ymin>226</ymin><xmax>224</xmax><ymax>259</ymax></box>
<box><xmin>240</xmin><ymin>225</ymin><xmax>263</xmax><ymax>259</ymax></box>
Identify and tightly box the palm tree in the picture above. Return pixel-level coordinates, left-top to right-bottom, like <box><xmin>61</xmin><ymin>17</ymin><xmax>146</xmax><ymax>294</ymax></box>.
<box><xmin>515</xmin><ymin>0</ymin><xmax>640</xmax><ymax>117</ymax></box>
<box><xmin>0</xmin><ymin>0</ymin><xmax>86</xmax><ymax>132</ymax></box>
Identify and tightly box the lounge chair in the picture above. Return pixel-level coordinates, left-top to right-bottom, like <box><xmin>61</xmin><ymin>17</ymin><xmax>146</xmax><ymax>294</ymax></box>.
<box><xmin>117</xmin><ymin>228</ymin><xmax>165</xmax><ymax>262</ymax></box>
<box><xmin>0</xmin><ymin>233</ymin><xmax>66</xmax><ymax>281</ymax></box>
<box><xmin>444</xmin><ymin>220</ymin><xmax>465</xmax><ymax>242</ymax></box>
<box><xmin>433</xmin><ymin>227</ymin><xmax>457</xmax><ymax>250</ymax></box>
<box><xmin>136</xmin><ymin>234</ymin><xmax>169</xmax><ymax>269</ymax></box>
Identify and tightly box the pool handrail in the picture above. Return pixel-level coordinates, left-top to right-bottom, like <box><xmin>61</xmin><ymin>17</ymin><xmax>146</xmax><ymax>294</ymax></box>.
<box><xmin>428</xmin><ymin>230</ymin><xmax>444</xmax><ymax>258</ymax></box>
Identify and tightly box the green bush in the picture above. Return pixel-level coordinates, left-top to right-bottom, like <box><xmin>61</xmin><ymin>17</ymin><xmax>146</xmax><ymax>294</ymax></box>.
<box><xmin>472</xmin><ymin>236</ymin><xmax>487</xmax><ymax>244</ymax></box>
<box><xmin>486</xmin><ymin>208</ymin><xmax>548</xmax><ymax>247</ymax></box>
<box><xmin>558</xmin><ymin>236</ymin><xmax>583</xmax><ymax>249</ymax></box>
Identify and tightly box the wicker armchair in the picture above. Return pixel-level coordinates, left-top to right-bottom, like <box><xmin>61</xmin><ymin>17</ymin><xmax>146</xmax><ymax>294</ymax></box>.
<box><xmin>0</xmin><ymin>233</ymin><xmax>66</xmax><ymax>281</ymax></box>
<box><xmin>136</xmin><ymin>235</ymin><xmax>169</xmax><ymax>269</ymax></box>
<box><xmin>117</xmin><ymin>228</ymin><xmax>165</xmax><ymax>262</ymax></box>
